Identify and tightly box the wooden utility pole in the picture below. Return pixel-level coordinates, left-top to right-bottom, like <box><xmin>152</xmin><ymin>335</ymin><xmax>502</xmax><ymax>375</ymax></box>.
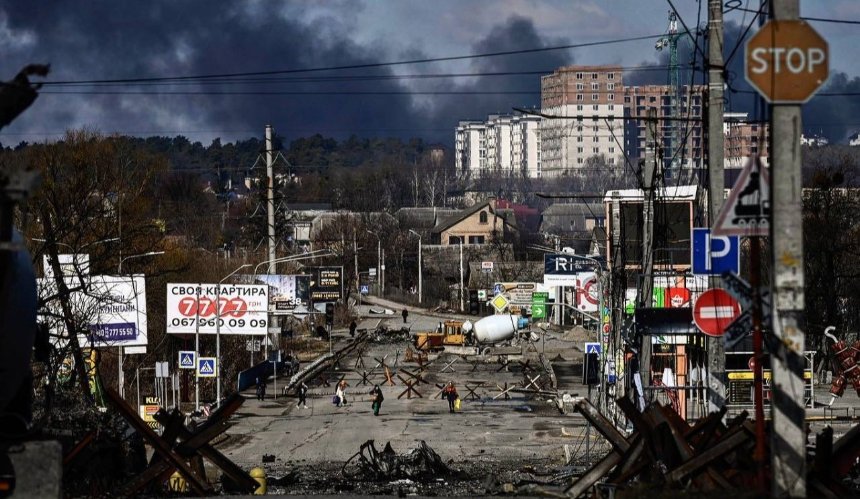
<box><xmin>770</xmin><ymin>0</ymin><xmax>807</xmax><ymax>495</ymax></box>
<box><xmin>706</xmin><ymin>0</ymin><xmax>726</xmax><ymax>414</ymax></box>
<box><xmin>639</xmin><ymin>107</ymin><xmax>657</xmax><ymax>390</ymax></box>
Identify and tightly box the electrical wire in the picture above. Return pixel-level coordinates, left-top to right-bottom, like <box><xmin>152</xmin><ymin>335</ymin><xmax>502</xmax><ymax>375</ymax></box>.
<box><xmin>41</xmin><ymin>34</ymin><xmax>666</xmax><ymax>86</ymax></box>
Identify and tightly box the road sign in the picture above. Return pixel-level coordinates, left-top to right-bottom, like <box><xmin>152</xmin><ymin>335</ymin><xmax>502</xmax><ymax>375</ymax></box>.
<box><xmin>481</xmin><ymin>261</ymin><xmax>494</xmax><ymax>273</ymax></box>
<box><xmin>477</xmin><ymin>289</ymin><xmax>487</xmax><ymax>301</ymax></box>
<box><xmin>491</xmin><ymin>294</ymin><xmax>509</xmax><ymax>312</ymax></box>
<box><xmin>693</xmin><ymin>288</ymin><xmax>741</xmax><ymax>337</ymax></box>
<box><xmin>197</xmin><ymin>357</ymin><xmax>217</xmax><ymax>377</ymax></box>
<box><xmin>584</xmin><ymin>342</ymin><xmax>601</xmax><ymax>355</ymax></box>
<box><xmin>721</xmin><ymin>272</ymin><xmax>772</xmax><ymax>319</ymax></box>
<box><xmin>746</xmin><ymin>20</ymin><xmax>828</xmax><ymax>103</ymax></box>
<box><xmin>245</xmin><ymin>339</ymin><xmax>261</xmax><ymax>352</ymax></box>
<box><xmin>532</xmin><ymin>292</ymin><xmax>548</xmax><ymax>320</ymax></box>
<box><xmin>692</xmin><ymin>228</ymin><xmax>740</xmax><ymax>275</ymax></box>
<box><xmin>713</xmin><ymin>157</ymin><xmax>770</xmax><ymax>237</ymax></box>
<box><xmin>493</xmin><ymin>283</ymin><xmax>503</xmax><ymax>296</ymax></box>
<box><xmin>178</xmin><ymin>351</ymin><xmax>195</xmax><ymax>369</ymax></box>
<box><xmin>156</xmin><ymin>361</ymin><xmax>169</xmax><ymax>378</ymax></box>
<box><xmin>360</xmin><ymin>284</ymin><xmax>369</xmax><ymax>295</ymax></box>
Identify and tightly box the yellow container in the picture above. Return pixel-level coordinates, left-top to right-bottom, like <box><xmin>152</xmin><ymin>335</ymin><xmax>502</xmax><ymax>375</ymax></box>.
<box><xmin>249</xmin><ymin>467</ymin><xmax>266</xmax><ymax>495</ymax></box>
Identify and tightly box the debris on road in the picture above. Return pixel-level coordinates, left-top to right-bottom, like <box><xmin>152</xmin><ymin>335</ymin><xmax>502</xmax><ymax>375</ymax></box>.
<box><xmin>341</xmin><ymin>440</ymin><xmax>460</xmax><ymax>482</ymax></box>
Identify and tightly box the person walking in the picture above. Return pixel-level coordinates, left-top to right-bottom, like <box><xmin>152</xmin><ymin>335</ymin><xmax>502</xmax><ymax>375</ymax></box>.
<box><xmin>349</xmin><ymin>320</ymin><xmax>357</xmax><ymax>338</ymax></box>
<box><xmin>256</xmin><ymin>378</ymin><xmax>267</xmax><ymax>401</ymax></box>
<box><xmin>335</xmin><ymin>380</ymin><xmax>348</xmax><ymax>407</ymax></box>
<box><xmin>402</xmin><ymin>308</ymin><xmax>409</xmax><ymax>324</ymax></box>
<box><xmin>296</xmin><ymin>381</ymin><xmax>308</xmax><ymax>409</ymax></box>
<box><xmin>442</xmin><ymin>382</ymin><xmax>459</xmax><ymax>413</ymax></box>
<box><xmin>369</xmin><ymin>384</ymin><xmax>384</xmax><ymax>416</ymax></box>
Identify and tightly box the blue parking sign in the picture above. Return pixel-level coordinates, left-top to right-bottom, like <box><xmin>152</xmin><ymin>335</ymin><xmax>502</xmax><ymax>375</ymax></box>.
<box><xmin>197</xmin><ymin>357</ymin><xmax>217</xmax><ymax>378</ymax></box>
<box><xmin>692</xmin><ymin>228</ymin><xmax>740</xmax><ymax>275</ymax></box>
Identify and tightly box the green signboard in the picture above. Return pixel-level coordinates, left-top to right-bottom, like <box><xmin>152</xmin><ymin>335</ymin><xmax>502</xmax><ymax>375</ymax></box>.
<box><xmin>532</xmin><ymin>292</ymin><xmax>549</xmax><ymax>320</ymax></box>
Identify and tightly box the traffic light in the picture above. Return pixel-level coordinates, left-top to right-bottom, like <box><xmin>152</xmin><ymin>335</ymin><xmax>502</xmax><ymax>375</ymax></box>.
<box><xmin>468</xmin><ymin>290</ymin><xmax>479</xmax><ymax>315</ymax></box>
<box><xmin>325</xmin><ymin>303</ymin><xmax>335</xmax><ymax>325</ymax></box>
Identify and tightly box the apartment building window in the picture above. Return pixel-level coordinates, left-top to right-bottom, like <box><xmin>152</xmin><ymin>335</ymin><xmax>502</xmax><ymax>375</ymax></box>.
<box><xmin>576</xmin><ymin>94</ymin><xmax>584</xmax><ymax>101</ymax></box>
<box><xmin>593</xmin><ymin>126</ymin><xmax>599</xmax><ymax>132</ymax></box>
<box><xmin>608</xmin><ymin>105</ymin><xmax>615</xmax><ymax>111</ymax></box>
<box><xmin>593</xmin><ymin>147</ymin><xmax>599</xmax><ymax>154</ymax></box>
<box><xmin>593</xmin><ymin>136</ymin><xmax>600</xmax><ymax>142</ymax></box>
<box><xmin>608</xmin><ymin>94</ymin><xmax>615</xmax><ymax>101</ymax></box>
<box><xmin>576</xmin><ymin>72</ymin><xmax>583</xmax><ymax>79</ymax></box>
<box><xmin>591</xmin><ymin>82</ymin><xmax>599</xmax><ymax>91</ymax></box>
<box><xmin>608</xmin><ymin>72</ymin><xmax>615</xmax><ymax>79</ymax></box>
<box><xmin>577</xmin><ymin>105</ymin><xmax>583</xmax><ymax>111</ymax></box>
<box><xmin>577</xmin><ymin>147</ymin><xmax>584</xmax><ymax>153</ymax></box>
<box><xmin>577</xmin><ymin>136</ymin><xmax>583</xmax><ymax>142</ymax></box>
<box><xmin>607</xmin><ymin>83</ymin><xmax>615</xmax><ymax>90</ymax></box>
<box><xmin>576</xmin><ymin>83</ymin><xmax>584</xmax><ymax>90</ymax></box>
<box><xmin>609</xmin><ymin>147</ymin><xmax>615</xmax><ymax>153</ymax></box>
<box><xmin>592</xmin><ymin>94</ymin><xmax>598</xmax><ymax>101</ymax></box>
<box><xmin>624</xmin><ymin>96</ymin><xmax>631</xmax><ymax>104</ymax></box>
<box><xmin>609</xmin><ymin>157</ymin><xmax>616</xmax><ymax>164</ymax></box>
<box><xmin>578</xmin><ymin>158</ymin><xmax>584</xmax><ymax>164</ymax></box>
<box><xmin>592</xmin><ymin>72</ymin><xmax>598</xmax><ymax>79</ymax></box>
<box><xmin>577</xmin><ymin>125</ymin><xmax>583</xmax><ymax>132</ymax></box>
<box><xmin>593</xmin><ymin>105</ymin><xmax>599</xmax><ymax>111</ymax></box>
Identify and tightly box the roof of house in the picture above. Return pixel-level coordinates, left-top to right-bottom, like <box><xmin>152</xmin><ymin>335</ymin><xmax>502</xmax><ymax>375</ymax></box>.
<box><xmin>394</xmin><ymin>207</ymin><xmax>460</xmax><ymax>230</ymax></box>
<box><xmin>433</xmin><ymin>201</ymin><xmax>515</xmax><ymax>233</ymax></box>
<box><xmin>539</xmin><ymin>203</ymin><xmax>604</xmax><ymax>234</ymax></box>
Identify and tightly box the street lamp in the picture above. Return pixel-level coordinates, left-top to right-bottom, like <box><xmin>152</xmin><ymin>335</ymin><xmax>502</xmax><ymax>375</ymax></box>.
<box><xmin>118</xmin><ymin>251</ymin><xmax>165</xmax><ymax>274</ymax></box>
<box><xmin>366</xmin><ymin>230</ymin><xmax>381</xmax><ymax>296</ymax></box>
<box><xmin>216</xmin><ymin>263</ymin><xmax>251</xmax><ymax>406</ymax></box>
<box><xmin>115</xmin><ymin>250</ymin><xmax>164</xmax><ymax>400</ymax></box>
<box><xmin>408</xmin><ymin>230</ymin><xmax>422</xmax><ymax>304</ymax></box>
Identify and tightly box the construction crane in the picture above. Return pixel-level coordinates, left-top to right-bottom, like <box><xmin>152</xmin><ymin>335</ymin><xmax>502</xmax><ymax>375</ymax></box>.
<box><xmin>655</xmin><ymin>11</ymin><xmax>682</xmax><ymax>173</ymax></box>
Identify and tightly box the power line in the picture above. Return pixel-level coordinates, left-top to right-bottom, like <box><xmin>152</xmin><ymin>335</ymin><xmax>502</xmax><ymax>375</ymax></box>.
<box><xmin>727</xmin><ymin>6</ymin><xmax>860</xmax><ymax>25</ymax></box>
<box><xmin>40</xmin><ymin>33</ymin><xmax>665</xmax><ymax>85</ymax></box>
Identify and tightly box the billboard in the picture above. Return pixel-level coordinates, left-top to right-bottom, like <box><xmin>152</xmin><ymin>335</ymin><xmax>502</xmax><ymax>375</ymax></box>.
<box><xmin>309</xmin><ymin>266</ymin><xmax>344</xmax><ymax>302</ymax></box>
<box><xmin>231</xmin><ymin>274</ymin><xmax>310</xmax><ymax>315</ymax></box>
<box><xmin>543</xmin><ymin>253</ymin><xmax>603</xmax><ymax>287</ymax></box>
<box><xmin>38</xmin><ymin>275</ymin><xmax>149</xmax><ymax>347</ymax></box>
<box><xmin>165</xmin><ymin>283</ymin><xmax>268</xmax><ymax>335</ymax></box>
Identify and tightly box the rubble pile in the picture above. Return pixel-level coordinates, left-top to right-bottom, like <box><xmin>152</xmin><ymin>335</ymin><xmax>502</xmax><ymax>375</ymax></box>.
<box><xmin>370</xmin><ymin>326</ymin><xmax>410</xmax><ymax>344</ymax></box>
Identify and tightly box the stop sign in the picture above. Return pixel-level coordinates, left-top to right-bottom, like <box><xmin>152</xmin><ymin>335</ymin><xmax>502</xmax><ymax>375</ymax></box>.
<box><xmin>693</xmin><ymin>288</ymin><xmax>741</xmax><ymax>337</ymax></box>
<box><xmin>745</xmin><ymin>20</ymin><xmax>828</xmax><ymax>103</ymax></box>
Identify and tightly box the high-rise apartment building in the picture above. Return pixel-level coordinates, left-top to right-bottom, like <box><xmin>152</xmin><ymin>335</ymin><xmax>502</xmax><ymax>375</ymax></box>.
<box><xmin>724</xmin><ymin>112</ymin><xmax>770</xmax><ymax>169</ymax></box>
<box><xmin>455</xmin><ymin>113</ymin><xmax>541</xmax><ymax>178</ymax></box>
<box><xmin>622</xmin><ymin>85</ymin><xmax>705</xmax><ymax>172</ymax></box>
<box><xmin>539</xmin><ymin>65</ymin><xmax>625</xmax><ymax>176</ymax></box>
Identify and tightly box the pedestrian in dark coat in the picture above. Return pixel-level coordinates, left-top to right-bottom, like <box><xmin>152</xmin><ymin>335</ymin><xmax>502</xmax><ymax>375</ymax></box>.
<box><xmin>369</xmin><ymin>384</ymin><xmax>384</xmax><ymax>416</ymax></box>
<box><xmin>296</xmin><ymin>382</ymin><xmax>308</xmax><ymax>408</ymax></box>
<box><xmin>402</xmin><ymin>309</ymin><xmax>409</xmax><ymax>323</ymax></box>
<box><xmin>256</xmin><ymin>378</ymin><xmax>267</xmax><ymax>401</ymax></box>
<box><xmin>349</xmin><ymin>320</ymin><xmax>357</xmax><ymax>338</ymax></box>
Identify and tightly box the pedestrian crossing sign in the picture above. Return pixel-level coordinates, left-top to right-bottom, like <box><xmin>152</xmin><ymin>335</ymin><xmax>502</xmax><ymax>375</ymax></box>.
<box><xmin>179</xmin><ymin>350</ymin><xmax>195</xmax><ymax>369</ymax></box>
<box><xmin>584</xmin><ymin>342</ymin><xmax>601</xmax><ymax>355</ymax></box>
<box><xmin>197</xmin><ymin>357</ymin><xmax>217</xmax><ymax>377</ymax></box>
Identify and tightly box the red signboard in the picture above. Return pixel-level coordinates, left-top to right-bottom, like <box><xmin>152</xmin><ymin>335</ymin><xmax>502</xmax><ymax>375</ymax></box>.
<box><xmin>693</xmin><ymin>288</ymin><xmax>741</xmax><ymax>337</ymax></box>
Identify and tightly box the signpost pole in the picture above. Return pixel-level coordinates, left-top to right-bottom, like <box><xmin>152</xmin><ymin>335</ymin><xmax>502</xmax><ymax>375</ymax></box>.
<box><xmin>770</xmin><ymin>1</ymin><xmax>807</xmax><ymax>495</ymax></box>
<box><xmin>195</xmin><ymin>283</ymin><xmax>200</xmax><ymax>412</ymax></box>
<box><xmin>750</xmin><ymin>237</ymin><xmax>767</xmax><ymax>491</ymax></box>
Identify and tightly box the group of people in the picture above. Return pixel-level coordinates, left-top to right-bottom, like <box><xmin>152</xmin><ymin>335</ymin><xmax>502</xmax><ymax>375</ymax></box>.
<box><xmin>287</xmin><ymin>380</ymin><xmax>456</xmax><ymax>416</ymax></box>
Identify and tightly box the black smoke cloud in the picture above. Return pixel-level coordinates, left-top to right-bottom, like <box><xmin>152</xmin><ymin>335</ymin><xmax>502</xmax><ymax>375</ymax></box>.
<box><xmin>0</xmin><ymin>4</ymin><xmax>572</xmax><ymax>147</ymax></box>
<box><xmin>625</xmin><ymin>19</ymin><xmax>860</xmax><ymax>143</ymax></box>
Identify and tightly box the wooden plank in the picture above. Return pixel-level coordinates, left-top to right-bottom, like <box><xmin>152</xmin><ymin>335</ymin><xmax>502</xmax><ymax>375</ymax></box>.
<box><xmin>573</xmin><ymin>398</ymin><xmax>630</xmax><ymax>453</ymax></box>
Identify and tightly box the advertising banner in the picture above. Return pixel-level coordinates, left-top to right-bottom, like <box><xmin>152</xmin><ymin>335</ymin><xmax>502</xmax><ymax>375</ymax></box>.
<box><xmin>38</xmin><ymin>275</ymin><xmax>148</xmax><ymax>347</ymax></box>
<box><xmin>576</xmin><ymin>272</ymin><xmax>600</xmax><ymax>312</ymax></box>
<box><xmin>543</xmin><ymin>253</ymin><xmax>602</xmax><ymax>287</ymax></box>
<box><xmin>165</xmin><ymin>283</ymin><xmax>268</xmax><ymax>335</ymax></box>
<box><xmin>231</xmin><ymin>274</ymin><xmax>310</xmax><ymax>314</ymax></box>
<box><xmin>309</xmin><ymin>266</ymin><xmax>344</xmax><ymax>302</ymax></box>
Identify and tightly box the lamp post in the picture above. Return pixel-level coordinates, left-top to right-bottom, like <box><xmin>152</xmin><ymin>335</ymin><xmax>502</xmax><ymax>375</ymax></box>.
<box><xmin>116</xmin><ymin>250</ymin><xmax>164</xmax><ymax>400</ymax></box>
<box><xmin>366</xmin><ymin>230</ymin><xmax>381</xmax><ymax>295</ymax></box>
<box><xmin>216</xmin><ymin>263</ymin><xmax>251</xmax><ymax>406</ymax></box>
<box><xmin>408</xmin><ymin>230</ymin><xmax>422</xmax><ymax>304</ymax></box>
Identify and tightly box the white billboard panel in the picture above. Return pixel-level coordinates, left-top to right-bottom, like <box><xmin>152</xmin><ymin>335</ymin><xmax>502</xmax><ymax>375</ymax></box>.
<box><xmin>165</xmin><ymin>283</ymin><xmax>268</xmax><ymax>335</ymax></box>
<box><xmin>38</xmin><ymin>275</ymin><xmax>148</xmax><ymax>347</ymax></box>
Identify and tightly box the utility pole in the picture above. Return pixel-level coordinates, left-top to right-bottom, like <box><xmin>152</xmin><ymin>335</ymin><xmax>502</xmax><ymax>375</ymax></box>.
<box><xmin>265</xmin><ymin>124</ymin><xmax>276</xmax><ymax>360</ymax></box>
<box><xmin>459</xmin><ymin>241</ymin><xmax>465</xmax><ymax>312</ymax></box>
<box><xmin>770</xmin><ymin>1</ymin><xmax>807</xmax><ymax>495</ymax></box>
<box><xmin>639</xmin><ymin>107</ymin><xmax>657</xmax><ymax>391</ymax></box>
<box><xmin>706</xmin><ymin>0</ymin><xmax>727</xmax><ymax>415</ymax></box>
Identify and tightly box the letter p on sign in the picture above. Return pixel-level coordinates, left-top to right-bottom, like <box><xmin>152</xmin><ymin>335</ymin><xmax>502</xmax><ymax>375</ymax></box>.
<box><xmin>746</xmin><ymin>20</ymin><xmax>828</xmax><ymax>103</ymax></box>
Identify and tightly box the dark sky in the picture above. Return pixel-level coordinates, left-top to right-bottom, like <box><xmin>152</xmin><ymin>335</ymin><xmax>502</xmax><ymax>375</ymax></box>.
<box><xmin>1</xmin><ymin>1</ymin><xmax>858</xmax><ymax>147</ymax></box>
